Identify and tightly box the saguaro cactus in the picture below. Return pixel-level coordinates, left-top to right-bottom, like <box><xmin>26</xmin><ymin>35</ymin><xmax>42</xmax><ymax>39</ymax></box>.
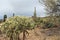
<box><xmin>4</xmin><ymin>14</ymin><xmax>7</xmax><ymax>22</ymax></box>
<box><xmin>32</xmin><ymin>7</ymin><xmax>37</xmax><ymax>19</ymax></box>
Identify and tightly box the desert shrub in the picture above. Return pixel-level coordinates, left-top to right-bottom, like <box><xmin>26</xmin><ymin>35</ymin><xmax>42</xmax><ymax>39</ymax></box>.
<box><xmin>45</xmin><ymin>22</ymin><xmax>54</xmax><ymax>28</ymax></box>
<box><xmin>0</xmin><ymin>16</ymin><xmax>35</xmax><ymax>40</ymax></box>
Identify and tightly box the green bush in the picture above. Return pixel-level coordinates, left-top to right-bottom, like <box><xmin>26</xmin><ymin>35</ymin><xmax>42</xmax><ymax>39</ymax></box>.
<box><xmin>44</xmin><ymin>22</ymin><xmax>55</xmax><ymax>28</ymax></box>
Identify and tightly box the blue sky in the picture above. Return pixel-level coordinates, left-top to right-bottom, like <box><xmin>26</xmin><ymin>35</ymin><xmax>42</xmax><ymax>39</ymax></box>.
<box><xmin>0</xmin><ymin>0</ymin><xmax>46</xmax><ymax>19</ymax></box>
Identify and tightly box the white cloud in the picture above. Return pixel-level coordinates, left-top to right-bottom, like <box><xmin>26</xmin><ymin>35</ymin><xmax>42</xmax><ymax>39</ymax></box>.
<box><xmin>0</xmin><ymin>0</ymin><xmax>45</xmax><ymax>19</ymax></box>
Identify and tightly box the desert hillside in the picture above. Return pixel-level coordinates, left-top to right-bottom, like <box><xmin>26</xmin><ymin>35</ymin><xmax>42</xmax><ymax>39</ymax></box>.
<box><xmin>19</xmin><ymin>27</ymin><xmax>60</xmax><ymax>40</ymax></box>
<box><xmin>0</xmin><ymin>27</ymin><xmax>60</xmax><ymax>40</ymax></box>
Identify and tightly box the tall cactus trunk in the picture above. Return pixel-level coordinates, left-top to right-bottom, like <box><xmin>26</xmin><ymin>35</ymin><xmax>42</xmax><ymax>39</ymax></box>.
<box><xmin>23</xmin><ymin>30</ymin><xmax>25</xmax><ymax>40</ymax></box>
<box><xmin>10</xmin><ymin>35</ymin><xmax>13</xmax><ymax>40</ymax></box>
<box><xmin>17</xmin><ymin>34</ymin><xmax>20</xmax><ymax>40</ymax></box>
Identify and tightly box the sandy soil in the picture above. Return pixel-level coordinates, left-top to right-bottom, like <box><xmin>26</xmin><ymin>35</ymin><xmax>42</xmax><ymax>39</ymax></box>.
<box><xmin>20</xmin><ymin>27</ymin><xmax>60</xmax><ymax>40</ymax></box>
